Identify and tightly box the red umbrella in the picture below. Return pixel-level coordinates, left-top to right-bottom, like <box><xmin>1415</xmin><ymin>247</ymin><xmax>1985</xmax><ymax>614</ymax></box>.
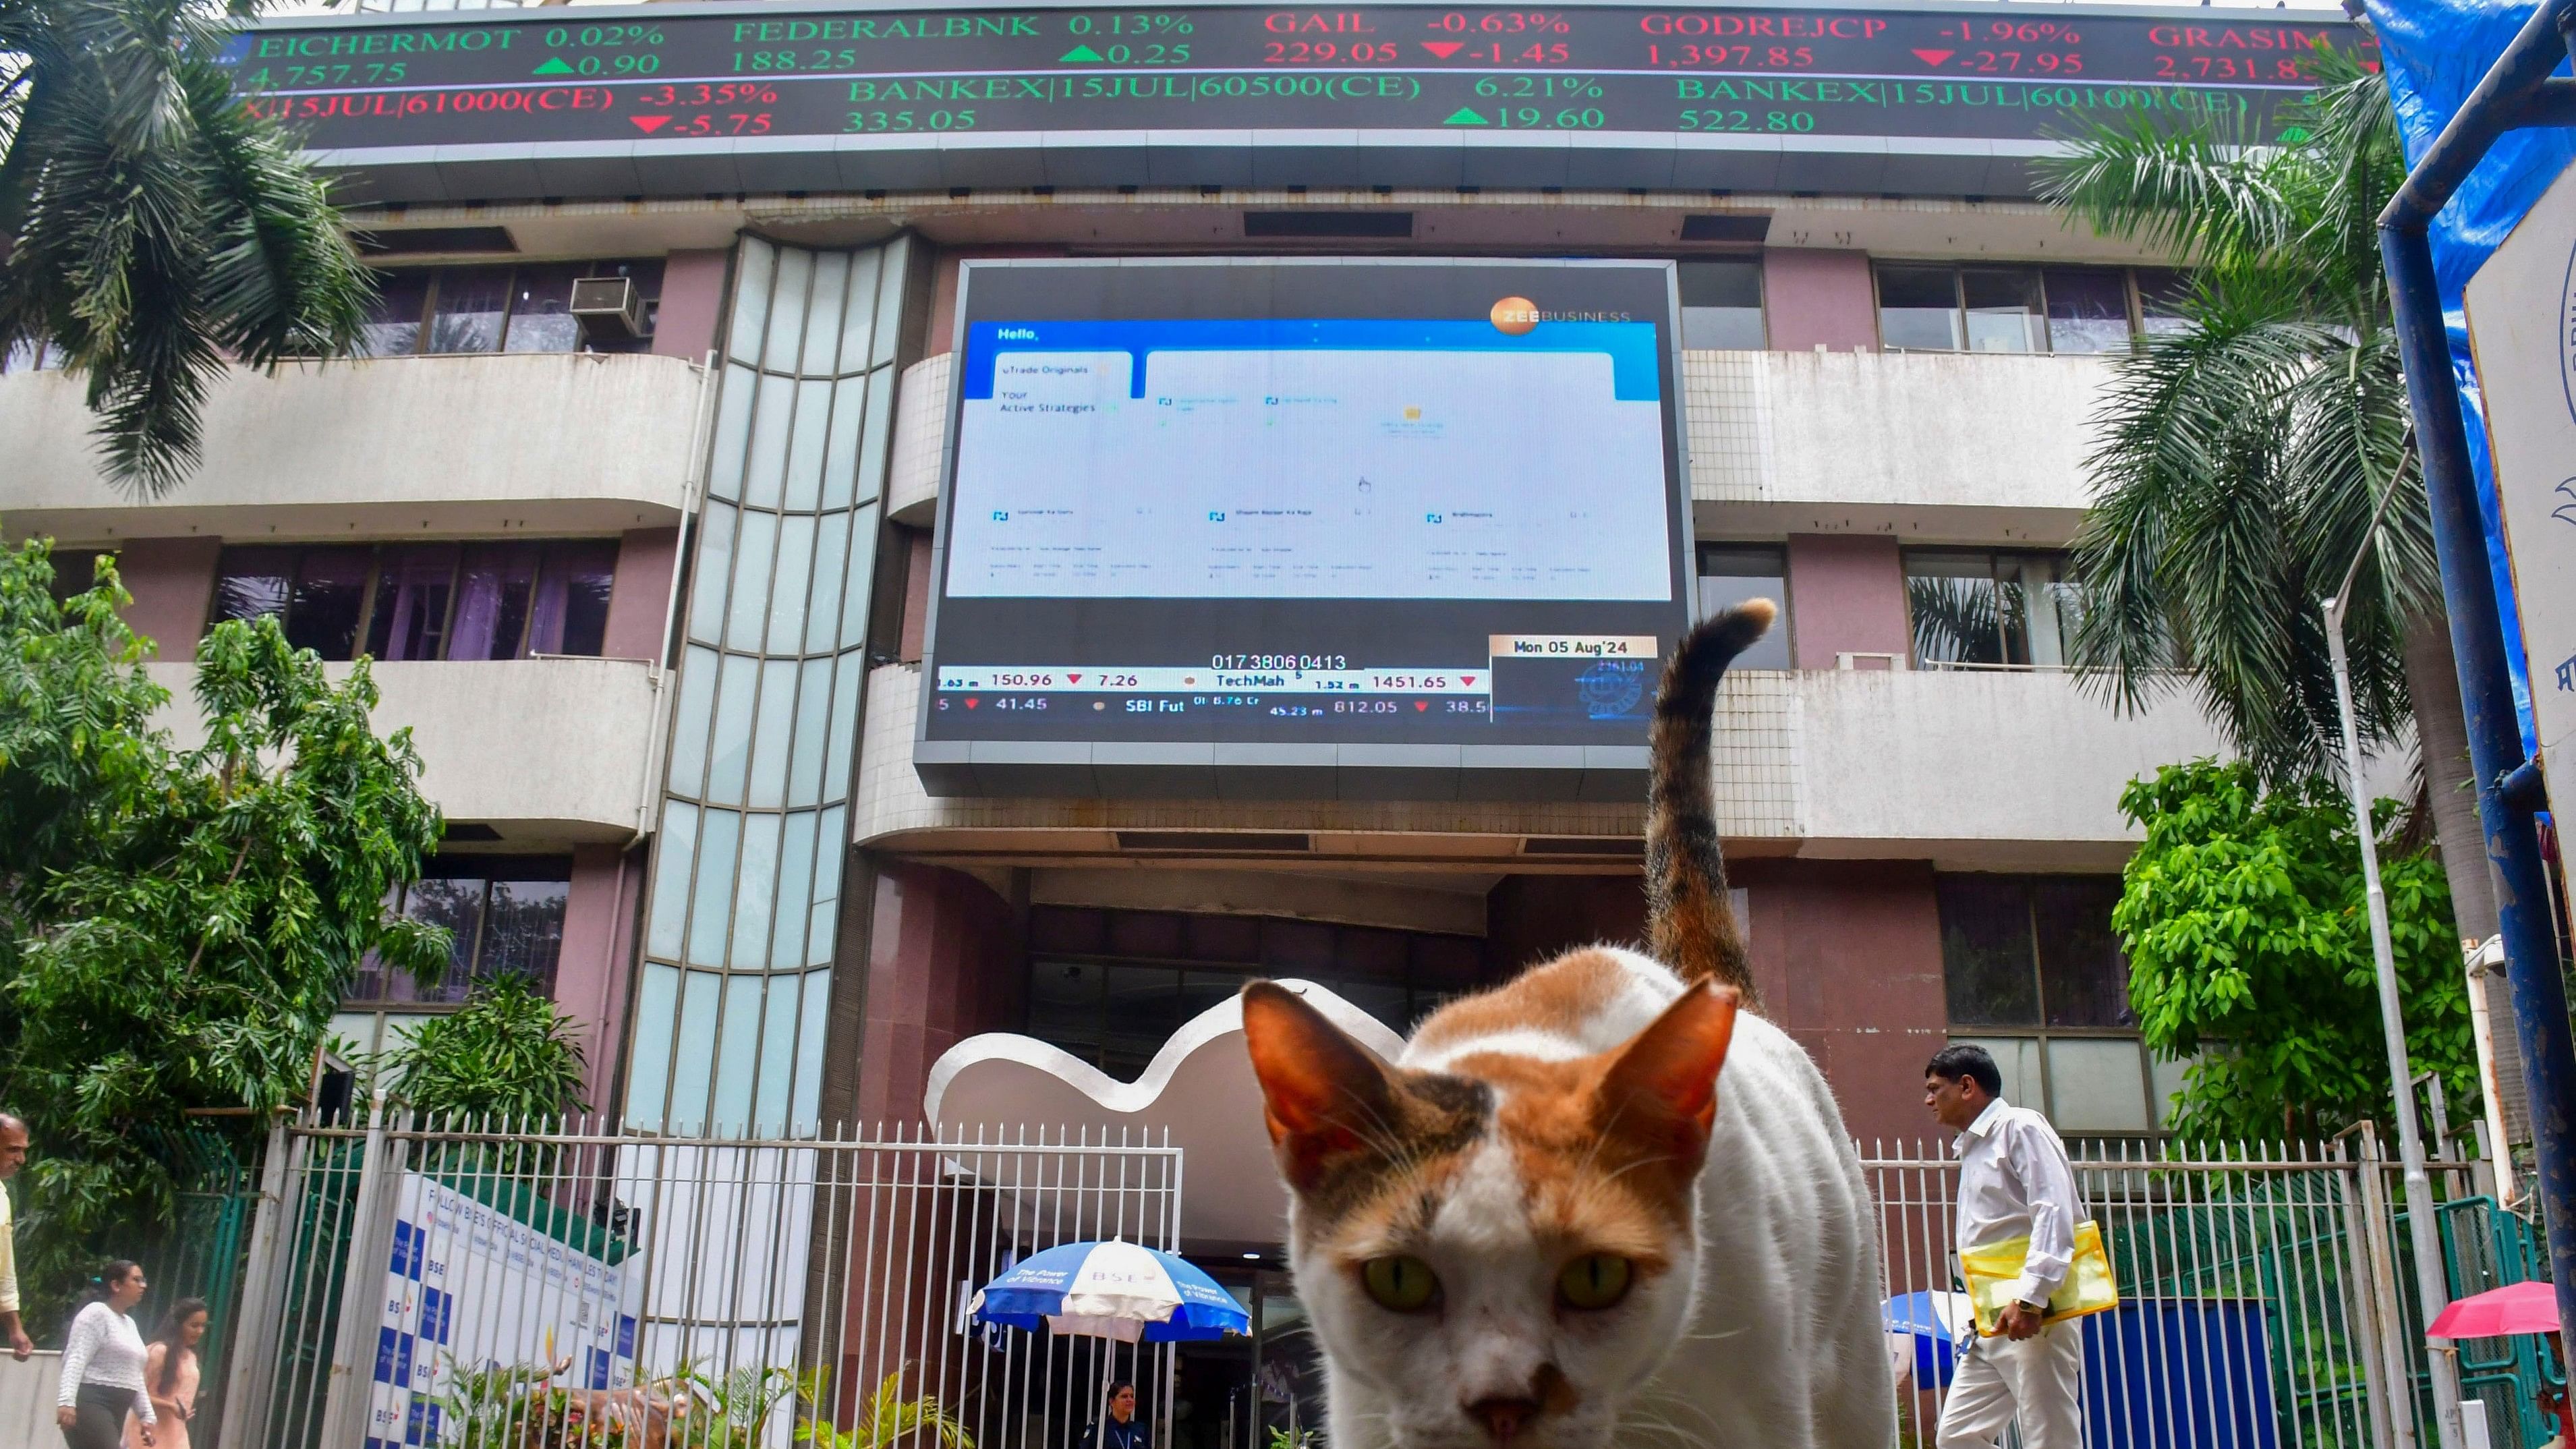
<box><xmin>2427</xmin><ymin>1280</ymin><xmax>2562</xmax><ymax>1339</ymax></box>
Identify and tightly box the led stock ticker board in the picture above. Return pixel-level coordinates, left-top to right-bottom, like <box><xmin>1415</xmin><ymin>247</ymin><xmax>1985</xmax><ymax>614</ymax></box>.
<box><xmin>223</xmin><ymin>3</ymin><xmax>2370</xmax><ymax>199</ymax></box>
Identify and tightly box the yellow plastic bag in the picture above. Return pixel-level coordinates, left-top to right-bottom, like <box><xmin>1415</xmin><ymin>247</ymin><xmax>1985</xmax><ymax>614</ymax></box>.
<box><xmin>1959</xmin><ymin>1220</ymin><xmax>2119</xmax><ymax>1336</ymax></box>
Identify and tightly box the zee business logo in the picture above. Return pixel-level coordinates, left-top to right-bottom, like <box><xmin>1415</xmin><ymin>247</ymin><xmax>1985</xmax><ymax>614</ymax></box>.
<box><xmin>1489</xmin><ymin>297</ymin><xmax>1634</xmax><ymax>335</ymax></box>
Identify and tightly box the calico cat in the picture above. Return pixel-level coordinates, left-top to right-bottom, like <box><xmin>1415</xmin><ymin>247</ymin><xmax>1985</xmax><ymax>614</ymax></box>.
<box><xmin>1240</xmin><ymin>600</ymin><xmax>1893</xmax><ymax>1448</ymax></box>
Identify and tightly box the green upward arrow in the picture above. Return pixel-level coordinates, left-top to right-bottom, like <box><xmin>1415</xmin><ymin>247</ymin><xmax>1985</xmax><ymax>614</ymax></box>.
<box><xmin>532</xmin><ymin>55</ymin><xmax>576</xmax><ymax>75</ymax></box>
<box><xmin>1441</xmin><ymin>106</ymin><xmax>1489</xmax><ymax>125</ymax></box>
<box><xmin>1058</xmin><ymin>44</ymin><xmax>1104</xmax><ymax>61</ymax></box>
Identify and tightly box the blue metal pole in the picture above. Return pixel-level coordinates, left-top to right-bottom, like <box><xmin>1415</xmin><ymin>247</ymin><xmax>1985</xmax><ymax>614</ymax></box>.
<box><xmin>2378</xmin><ymin>0</ymin><xmax>2576</xmax><ymax>1329</ymax></box>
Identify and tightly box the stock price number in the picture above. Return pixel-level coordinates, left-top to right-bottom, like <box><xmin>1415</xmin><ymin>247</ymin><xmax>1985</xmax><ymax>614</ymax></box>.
<box><xmin>1680</xmin><ymin>107</ymin><xmax>1815</xmax><ymax>131</ymax></box>
<box><xmin>635</xmin><ymin>83</ymin><xmax>780</xmax><ymax>107</ymax></box>
<box><xmin>1066</xmin><ymin>11</ymin><xmax>1195</xmax><ymax>34</ymax></box>
<box><xmin>237</xmin><ymin>62</ymin><xmax>409</xmax><ymax>86</ymax></box>
<box><xmin>1266</xmin><ymin>40</ymin><xmax>1397</xmax><ymax>61</ymax></box>
<box><xmin>2152</xmin><ymin>53</ymin><xmax>2316</xmax><ymax>80</ymax></box>
<box><xmin>658</xmin><ymin>111</ymin><xmax>774</xmax><ymax>134</ymax></box>
<box><xmin>847</xmin><ymin>108</ymin><xmax>978</xmax><ymax>130</ymax></box>
<box><xmin>1333</xmin><ymin>700</ymin><xmax>1402</xmax><ymax>714</ymax></box>
<box><xmin>1643</xmin><ymin>43</ymin><xmax>1814</xmax><ymax>68</ymax></box>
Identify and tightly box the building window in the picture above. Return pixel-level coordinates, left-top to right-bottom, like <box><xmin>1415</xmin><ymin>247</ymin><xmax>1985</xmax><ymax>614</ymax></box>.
<box><xmin>1696</xmin><ymin>544</ymin><xmax>1791</xmax><ymax>669</ymax></box>
<box><xmin>1025</xmin><ymin>906</ymin><xmax>1487</xmax><ymax>1079</ymax></box>
<box><xmin>353</xmin><ymin>855</ymin><xmax>573</xmax><ymax>1006</ymax></box>
<box><xmin>210</xmin><ymin>540</ymin><xmax>619</xmax><ymax>662</ymax></box>
<box><xmin>1875</xmin><ymin>264</ymin><xmax>2186</xmax><ymax>355</ymax></box>
<box><xmin>355</xmin><ymin>259</ymin><xmax>663</xmax><ymax>359</ymax></box>
<box><xmin>1904</xmin><ymin>548</ymin><xmax>2083</xmax><ymax>669</ymax></box>
<box><xmin>1679</xmin><ymin>260</ymin><xmax>1765</xmax><ymax>349</ymax></box>
<box><xmin>1939</xmin><ymin>874</ymin><xmax>2179</xmax><ymax>1135</ymax></box>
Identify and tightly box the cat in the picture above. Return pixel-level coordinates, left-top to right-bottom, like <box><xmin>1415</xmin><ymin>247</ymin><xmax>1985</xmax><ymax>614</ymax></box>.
<box><xmin>1240</xmin><ymin>599</ymin><xmax>1894</xmax><ymax>1449</ymax></box>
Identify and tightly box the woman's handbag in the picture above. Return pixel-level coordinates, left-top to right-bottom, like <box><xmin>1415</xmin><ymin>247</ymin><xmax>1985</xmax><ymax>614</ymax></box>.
<box><xmin>1959</xmin><ymin>1220</ymin><xmax>2119</xmax><ymax>1336</ymax></box>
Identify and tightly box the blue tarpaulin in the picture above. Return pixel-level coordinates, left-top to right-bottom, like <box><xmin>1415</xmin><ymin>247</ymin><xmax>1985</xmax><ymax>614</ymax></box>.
<box><xmin>2364</xmin><ymin>0</ymin><xmax>2576</xmax><ymax>749</ymax></box>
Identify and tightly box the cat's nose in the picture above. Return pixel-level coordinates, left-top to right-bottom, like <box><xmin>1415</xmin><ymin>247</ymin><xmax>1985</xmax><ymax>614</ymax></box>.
<box><xmin>1462</xmin><ymin>1395</ymin><xmax>1544</xmax><ymax>1444</ymax></box>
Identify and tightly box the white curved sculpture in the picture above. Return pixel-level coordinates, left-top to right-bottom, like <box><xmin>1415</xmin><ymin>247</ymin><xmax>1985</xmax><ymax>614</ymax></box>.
<box><xmin>924</xmin><ymin>979</ymin><xmax>1406</xmax><ymax>1245</ymax></box>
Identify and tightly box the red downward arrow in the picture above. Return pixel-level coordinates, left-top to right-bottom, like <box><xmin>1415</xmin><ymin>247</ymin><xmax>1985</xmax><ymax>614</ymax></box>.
<box><xmin>1414</xmin><ymin>700</ymin><xmax>1429</xmax><ymax>711</ymax></box>
<box><xmin>1068</xmin><ymin>673</ymin><xmax>1082</xmax><ymax>683</ymax></box>
<box><xmin>1910</xmin><ymin>48</ymin><xmax>1954</xmax><ymax>65</ymax></box>
<box><xmin>964</xmin><ymin>698</ymin><xmax>979</xmax><ymax>708</ymax></box>
<box><xmin>1422</xmin><ymin>40</ymin><xmax>1464</xmax><ymax>58</ymax></box>
<box><xmin>630</xmin><ymin>115</ymin><xmax>672</xmax><ymax>134</ymax></box>
<box><xmin>1461</xmin><ymin>675</ymin><xmax>1477</xmax><ymax>686</ymax></box>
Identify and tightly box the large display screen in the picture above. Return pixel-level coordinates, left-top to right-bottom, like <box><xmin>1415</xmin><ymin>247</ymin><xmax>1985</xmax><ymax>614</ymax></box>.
<box><xmin>916</xmin><ymin>259</ymin><xmax>1690</xmax><ymax>796</ymax></box>
<box><xmin>220</xmin><ymin>3</ymin><xmax>2370</xmax><ymax>202</ymax></box>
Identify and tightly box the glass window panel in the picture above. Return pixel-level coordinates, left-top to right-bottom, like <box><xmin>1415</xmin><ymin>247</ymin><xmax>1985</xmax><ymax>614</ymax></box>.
<box><xmin>754</xmin><ymin>971</ymin><xmax>801</xmax><ymax>1133</ymax></box>
<box><xmin>1695</xmin><ymin>545</ymin><xmax>1790</xmax><ymax>669</ymax></box>
<box><xmin>726</xmin><ymin>238</ymin><xmax>776</xmax><ymax>367</ymax></box>
<box><xmin>747</xmin><ymin>657</ymin><xmax>799</xmax><ymax>810</ymax></box>
<box><xmin>726</xmin><ymin>510</ymin><xmax>778</xmax><ymax>650</ymax></box>
<box><xmin>801</xmin><ymin>253</ymin><xmax>851</xmax><ymax>377</ymax></box>
<box><xmin>1100</xmin><ymin>966</ymin><xmax>1181</xmax><ymax>1080</ymax></box>
<box><xmin>1030</xmin><ymin>961</ymin><xmax>1106</xmax><ymax>1063</ymax></box>
<box><xmin>850</xmin><ymin>380</ymin><xmax>895</xmax><ymax>507</ymax></box>
<box><xmin>527</xmin><ymin>540</ymin><xmax>618</xmax><ymax>656</ymax></box>
<box><xmin>1877</xmin><ymin>264</ymin><xmax>1962</xmax><ymax>351</ymax></box>
<box><xmin>787</xmin><ymin>656</ymin><xmax>834</xmax><ymax>806</ymax></box>
<box><xmin>358</xmin><ymin>271</ymin><xmax>432</xmax><ymax>358</ymax></box>
<box><xmin>807</xmin><ymin>805</ymin><xmax>845</xmax><ymax>966</ymax></box>
<box><xmin>287</xmin><ymin>547</ymin><xmax>373</xmax><ymax>660</ymax></box>
<box><xmin>688</xmin><ymin>503</ymin><xmax>737</xmax><ymax>646</ymax></box>
<box><xmin>503</xmin><ymin>263</ymin><xmax>583</xmax><ymax>354</ymax></box>
<box><xmin>841</xmin><ymin>249</ymin><xmax>885</xmax><ymax>373</ymax></box>
<box><xmin>687</xmin><ymin>809</ymin><xmax>741</xmax><ymax>967</ymax></box>
<box><xmin>1180</xmin><ymin>969</ymin><xmax>1248</xmax><ymax>1027</ymax></box>
<box><xmin>706</xmin><ymin>652</ymin><xmax>757</xmax><ymax>806</ymax></box>
<box><xmin>1332</xmin><ymin>979</ymin><xmax>1412</xmax><ymax>1035</ymax></box>
<box><xmin>1678</xmin><ymin>260</ymin><xmax>1765</xmax><ymax>349</ymax></box>
<box><xmin>1962</xmin><ymin>268</ymin><xmax>2045</xmax><ymax>354</ymax></box>
<box><xmin>708</xmin><ymin>366</ymin><xmax>757</xmax><ymax>503</ymax></box>
<box><xmin>762</xmin><ymin>248</ymin><xmax>815</xmax><ymax>374</ymax></box>
<box><xmin>453</xmin><ymin>543</ymin><xmax>539</xmax><ymax>660</ymax></box>
<box><xmin>1938</xmin><ymin>875</ymin><xmax>2041</xmax><ymax>1027</ymax></box>
<box><xmin>480</xmin><ymin>877</ymin><xmax>569</xmax><ymax>990</ymax></box>
<box><xmin>402</xmin><ymin>876</ymin><xmax>485</xmax><ymax>1004</ymax></box>
<box><xmin>742</xmin><ymin>376</ymin><xmax>794</xmax><ymax>511</ymax></box>
<box><xmin>821</xmin><ymin>653</ymin><xmax>863</xmax><ymax>801</ymax></box>
<box><xmin>782</xmin><ymin>378</ymin><xmax>833</xmax><ymax>513</ymax></box>
<box><xmin>2010</xmin><ymin>556</ymin><xmax>2063</xmax><ymax>668</ymax></box>
<box><xmin>793</xmin><ymin>969</ymin><xmax>830</xmax><ymax>1130</ymax></box>
<box><xmin>212</xmin><ymin>548</ymin><xmax>294</xmax><ymax>629</ymax></box>
<box><xmin>2035</xmin><ymin>878</ymin><xmax>2131</xmax><ymax>1028</ymax></box>
<box><xmin>624</xmin><ymin>963</ymin><xmax>681</xmax><ymax>1128</ymax></box>
<box><xmin>1954</xmin><ymin>1037</ymin><xmax>2044</xmax><ymax>1112</ymax></box>
<box><xmin>1993</xmin><ymin>559</ymin><xmax>2033</xmax><ymax>667</ymax></box>
<box><xmin>425</xmin><ymin>266</ymin><xmax>511</xmax><ymax>355</ymax></box>
<box><xmin>2136</xmin><ymin>268</ymin><xmax>2194</xmax><ymax>336</ymax></box>
<box><xmin>2047</xmin><ymin>1038</ymin><xmax>2152</xmax><ymax>1133</ymax></box>
<box><xmin>668</xmin><ymin>971</ymin><xmax>722</xmax><ymax>1130</ymax></box>
<box><xmin>648</xmin><ymin>801</ymin><xmax>699</xmax><ymax>959</ymax></box>
<box><xmin>2043</xmin><ymin>268</ymin><xmax>2132</xmax><ymax>354</ymax></box>
<box><xmin>366</xmin><ymin>544</ymin><xmax>459</xmax><ymax>662</ymax></box>
<box><xmin>666</xmin><ymin>644</ymin><xmax>719</xmax><ymax>799</ymax></box>
<box><xmin>728</xmin><ymin>812</ymin><xmax>782</xmax><ymax>969</ymax></box>
<box><xmin>766</xmin><ymin>515</ymin><xmax>818</xmax><ymax>656</ymax></box>
<box><xmin>869</xmin><ymin>248</ymin><xmax>905</xmax><ymax>370</ymax></box>
<box><xmin>803</xmin><ymin>513</ymin><xmax>851</xmax><ymax>656</ymax></box>
<box><xmin>770</xmin><ymin>811</ymin><xmax>818</xmax><ymax>969</ymax></box>
<box><xmin>1906</xmin><ymin>551</ymin><xmax>2007</xmax><ymax>666</ymax></box>
<box><xmin>839</xmin><ymin>503</ymin><xmax>881</xmax><ymax>648</ymax></box>
<box><xmin>820</xmin><ymin>376</ymin><xmax>867</xmax><ymax>511</ymax></box>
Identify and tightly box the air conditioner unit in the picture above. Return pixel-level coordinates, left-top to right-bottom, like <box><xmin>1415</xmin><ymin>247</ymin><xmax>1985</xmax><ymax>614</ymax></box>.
<box><xmin>570</xmin><ymin>275</ymin><xmax>649</xmax><ymax>341</ymax></box>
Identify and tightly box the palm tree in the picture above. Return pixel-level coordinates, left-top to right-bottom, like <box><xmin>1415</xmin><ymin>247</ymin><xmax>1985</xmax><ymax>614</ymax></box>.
<box><xmin>0</xmin><ymin>0</ymin><xmax>374</xmax><ymax>496</ymax></box>
<box><xmin>2035</xmin><ymin>45</ymin><xmax>2497</xmax><ymax>945</ymax></box>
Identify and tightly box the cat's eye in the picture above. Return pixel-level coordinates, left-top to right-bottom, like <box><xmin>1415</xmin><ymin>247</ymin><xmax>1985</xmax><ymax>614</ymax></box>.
<box><xmin>1557</xmin><ymin>1253</ymin><xmax>1634</xmax><ymax>1311</ymax></box>
<box><xmin>1360</xmin><ymin>1255</ymin><xmax>1440</xmax><ymax>1312</ymax></box>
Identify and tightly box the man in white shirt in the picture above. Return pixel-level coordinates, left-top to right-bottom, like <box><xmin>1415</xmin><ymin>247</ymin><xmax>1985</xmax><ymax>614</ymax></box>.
<box><xmin>1925</xmin><ymin>1045</ymin><xmax>2084</xmax><ymax>1449</ymax></box>
<box><xmin>0</xmin><ymin>1113</ymin><xmax>29</xmax><ymax>1360</ymax></box>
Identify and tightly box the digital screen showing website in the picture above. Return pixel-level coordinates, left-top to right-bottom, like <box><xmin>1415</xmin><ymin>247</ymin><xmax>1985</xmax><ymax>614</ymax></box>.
<box><xmin>923</xmin><ymin>260</ymin><xmax>1691</xmax><ymax>748</ymax></box>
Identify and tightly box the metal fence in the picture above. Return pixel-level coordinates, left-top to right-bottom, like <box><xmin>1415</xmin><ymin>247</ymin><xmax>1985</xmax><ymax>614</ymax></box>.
<box><xmin>192</xmin><ymin>1112</ymin><xmax>2553</xmax><ymax>1449</ymax></box>
<box><xmin>219</xmin><ymin>1114</ymin><xmax>1181</xmax><ymax>1449</ymax></box>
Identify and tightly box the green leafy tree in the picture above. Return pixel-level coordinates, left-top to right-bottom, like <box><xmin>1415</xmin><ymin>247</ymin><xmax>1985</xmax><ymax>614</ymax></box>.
<box><xmin>2037</xmin><ymin>48</ymin><xmax>2496</xmax><ymax>953</ymax></box>
<box><xmin>795</xmin><ymin>1368</ymin><xmax>973</xmax><ymax>1449</ymax></box>
<box><xmin>2115</xmin><ymin>758</ymin><xmax>2473</xmax><ymax>1141</ymax></box>
<box><xmin>382</xmin><ymin>974</ymin><xmax>588</xmax><ymax>1125</ymax></box>
<box><xmin>0</xmin><ymin>539</ymin><xmax>446</xmax><ymax>1327</ymax></box>
<box><xmin>0</xmin><ymin>0</ymin><xmax>375</xmax><ymax>495</ymax></box>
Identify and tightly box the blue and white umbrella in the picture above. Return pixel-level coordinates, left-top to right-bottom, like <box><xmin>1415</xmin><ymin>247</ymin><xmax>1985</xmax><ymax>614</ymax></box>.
<box><xmin>1884</xmin><ymin>1290</ymin><xmax>1974</xmax><ymax>1388</ymax></box>
<box><xmin>971</xmin><ymin>1239</ymin><xmax>1250</xmax><ymax>1343</ymax></box>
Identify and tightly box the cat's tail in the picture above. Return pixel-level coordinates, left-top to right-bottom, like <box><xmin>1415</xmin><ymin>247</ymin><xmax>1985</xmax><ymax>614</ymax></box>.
<box><xmin>1645</xmin><ymin>599</ymin><xmax>1773</xmax><ymax>1003</ymax></box>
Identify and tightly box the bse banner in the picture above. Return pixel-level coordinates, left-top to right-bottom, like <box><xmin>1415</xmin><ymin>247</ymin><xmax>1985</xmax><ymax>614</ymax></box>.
<box><xmin>365</xmin><ymin>1171</ymin><xmax>638</xmax><ymax>1449</ymax></box>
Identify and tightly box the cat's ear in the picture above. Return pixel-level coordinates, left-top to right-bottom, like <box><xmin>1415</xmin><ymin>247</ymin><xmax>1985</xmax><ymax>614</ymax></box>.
<box><xmin>1241</xmin><ymin>981</ymin><xmax>1398</xmax><ymax>1190</ymax></box>
<box><xmin>1596</xmin><ymin>982</ymin><xmax>1740</xmax><ymax>1151</ymax></box>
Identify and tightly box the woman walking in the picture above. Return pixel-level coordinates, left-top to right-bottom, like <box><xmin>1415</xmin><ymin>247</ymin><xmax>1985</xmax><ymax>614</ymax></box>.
<box><xmin>56</xmin><ymin>1261</ymin><xmax>154</xmax><ymax>1449</ymax></box>
<box><xmin>124</xmin><ymin>1299</ymin><xmax>205</xmax><ymax>1449</ymax></box>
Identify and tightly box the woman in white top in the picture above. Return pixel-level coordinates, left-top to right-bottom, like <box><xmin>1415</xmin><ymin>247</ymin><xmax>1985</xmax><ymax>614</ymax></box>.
<box><xmin>57</xmin><ymin>1261</ymin><xmax>154</xmax><ymax>1449</ymax></box>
